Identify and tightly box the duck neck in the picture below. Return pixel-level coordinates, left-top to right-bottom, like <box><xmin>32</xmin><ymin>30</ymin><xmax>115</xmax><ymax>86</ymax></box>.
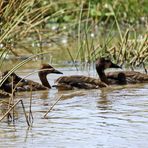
<box><xmin>96</xmin><ymin>67</ymin><xmax>109</xmax><ymax>85</ymax></box>
<box><xmin>38</xmin><ymin>72</ymin><xmax>51</xmax><ymax>89</ymax></box>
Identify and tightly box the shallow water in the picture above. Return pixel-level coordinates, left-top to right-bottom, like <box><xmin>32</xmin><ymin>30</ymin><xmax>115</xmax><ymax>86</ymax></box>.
<box><xmin>0</xmin><ymin>66</ymin><xmax>148</xmax><ymax>148</ymax></box>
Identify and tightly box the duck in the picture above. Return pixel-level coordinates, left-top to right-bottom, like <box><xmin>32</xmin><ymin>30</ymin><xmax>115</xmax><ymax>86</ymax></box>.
<box><xmin>0</xmin><ymin>91</ymin><xmax>10</xmax><ymax>98</ymax></box>
<box><xmin>106</xmin><ymin>70</ymin><xmax>148</xmax><ymax>84</ymax></box>
<box><xmin>53</xmin><ymin>58</ymin><xmax>121</xmax><ymax>90</ymax></box>
<box><xmin>1</xmin><ymin>64</ymin><xmax>63</xmax><ymax>92</ymax></box>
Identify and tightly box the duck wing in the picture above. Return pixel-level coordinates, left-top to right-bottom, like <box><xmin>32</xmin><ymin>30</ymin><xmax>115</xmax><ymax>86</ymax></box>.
<box><xmin>106</xmin><ymin>71</ymin><xmax>148</xmax><ymax>84</ymax></box>
<box><xmin>0</xmin><ymin>90</ymin><xmax>10</xmax><ymax>98</ymax></box>
<box><xmin>54</xmin><ymin>75</ymin><xmax>107</xmax><ymax>90</ymax></box>
<box><xmin>14</xmin><ymin>79</ymin><xmax>48</xmax><ymax>91</ymax></box>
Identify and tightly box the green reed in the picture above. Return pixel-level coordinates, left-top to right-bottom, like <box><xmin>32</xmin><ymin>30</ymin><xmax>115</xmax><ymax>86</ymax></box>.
<box><xmin>71</xmin><ymin>3</ymin><xmax>148</xmax><ymax>71</ymax></box>
<box><xmin>0</xmin><ymin>0</ymin><xmax>147</xmax><ymax>70</ymax></box>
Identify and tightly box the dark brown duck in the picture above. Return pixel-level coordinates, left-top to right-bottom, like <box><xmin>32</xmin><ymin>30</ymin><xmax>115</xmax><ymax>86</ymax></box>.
<box><xmin>0</xmin><ymin>91</ymin><xmax>10</xmax><ymax>98</ymax></box>
<box><xmin>95</xmin><ymin>58</ymin><xmax>148</xmax><ymax>85</ymax></box>
<box><xmin>54</xmin><ymin>58</ymin><xmax>121</xmax><ymax>90</ymax></box>
<box><xmin>106</xmin><ymin>71</ymin><xmax>148</xmax><ymax>84</ymax></box>
<box><xmin>1</xmin><ymin>64</ymin><xmax>63</xmax><ymax>92</ymax></box>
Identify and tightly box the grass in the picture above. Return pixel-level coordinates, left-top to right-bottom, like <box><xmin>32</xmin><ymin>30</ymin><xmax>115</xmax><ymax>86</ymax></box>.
<box><xmin>0</xmin><ymin>99</ymin><xmax>32</xmax><ymax>126</ymax></box>
<box><xmin>69</xmin><ymin>3</ymin><xmax>148</xmax><ymax>71</ymax></box>
<box><xmin>0</xmin><ymin>0</ymin><xmax>147</xmax><ymax>126</ymax></box>
<box><xmin>0</xmin><ymin>0</ymin><xmax>147</xmax><ymax>83</ymax></box>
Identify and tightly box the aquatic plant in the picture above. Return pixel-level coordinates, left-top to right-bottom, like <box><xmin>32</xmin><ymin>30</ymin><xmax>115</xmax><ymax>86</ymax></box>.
<box><xmin>71</xmin><ymin>2</ymin><xmax>148</xmax><ymax>71</ymax></box>
<box><xmin>0</xmin><ymin>0</ymin><xmax>147</xmax><ymax>72</ymax></box>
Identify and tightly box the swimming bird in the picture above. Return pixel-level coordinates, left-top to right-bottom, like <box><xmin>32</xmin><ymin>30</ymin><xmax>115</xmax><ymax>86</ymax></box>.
<box><xmin>1</xmin><ymin>64</ymin><xmax>63</xmax><ymax>92</ymax></box>
<box><xmin>0</xmin><ymin>91</ymin><xmax>10</xmax><ymax>98</ymax></box>
<box><xmin>106</xmin><ymin>71</ymin><xmax>148</xmax><ymax>84</ymax></box>
<box><xmin>54</xmin><ymin>58</ymin><xmax>121</xmax><ymax>90</ymax></box>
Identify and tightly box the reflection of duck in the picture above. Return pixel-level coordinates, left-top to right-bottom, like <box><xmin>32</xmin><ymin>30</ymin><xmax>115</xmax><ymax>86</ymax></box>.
<box><xmin>1</xmin><ymin>64</ymin><xmax>63</xmax><ymax>92</ymax></box>
<box><xmin>106</xmin><ymin>71</ymin><xmax>148</xmax><ymax>84</ymax></box>
<box><xmin>54</xmin><ymin>58</ymin><xmax>121</xmax><ymax>90</ymax></box>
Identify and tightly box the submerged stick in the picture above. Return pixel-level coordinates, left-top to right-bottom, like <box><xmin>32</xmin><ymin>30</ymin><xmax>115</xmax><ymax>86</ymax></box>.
<box><xmin>43</xmin><ymin>95</ymin><xmax>63</xmax><ymax>118</ymax></box>
<box><xmin>11</xmin><ymin>77</ymin><xmax>15</xmax><ymax>123</ymax></box>
<box><xmin>20</xmin><ymin>99</ymin><xmax>30</xmax><ymax>126</ymax></box>
<box><xmin>28</xmin><ymin>84</ymin><xmax>33</xmax><ymax>124</ymax></box>
<box><xmin>0</xmin><ymin>99</ymin><xmax>30</xmax><ymax>126</ymax></box>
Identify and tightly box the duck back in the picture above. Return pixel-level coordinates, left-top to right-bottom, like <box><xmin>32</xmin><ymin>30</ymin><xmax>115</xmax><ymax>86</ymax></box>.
<box><xmin>54</xmin><ymin>75</ymin><xmax>107</xmax><ymax>90</ymax></box>
<box><xmin>106</xmin><ymin>71</ymin><xmax>148</xmax><ymax>84</ymax></box>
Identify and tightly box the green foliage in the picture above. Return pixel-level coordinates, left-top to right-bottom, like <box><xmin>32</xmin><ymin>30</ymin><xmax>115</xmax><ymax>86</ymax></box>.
<box><xmin>87</xmin><ymin>0</ymin><xmax>148</xmax><ymax>24</ymax></box>
<box><xmin>0</xmin><ymin>0</ymin><xmax>147</xmax><ymax>70</ymax></box>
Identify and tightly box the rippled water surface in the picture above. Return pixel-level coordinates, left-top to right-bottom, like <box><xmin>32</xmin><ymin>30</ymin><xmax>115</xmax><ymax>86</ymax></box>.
<box><xmin>0</xmin><ymin>66</ymin><xmax>148</xmax><ymax>148</ymax></box>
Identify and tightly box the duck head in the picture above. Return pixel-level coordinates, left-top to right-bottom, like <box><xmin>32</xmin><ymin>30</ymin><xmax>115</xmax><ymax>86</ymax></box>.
<box><xmin>1</xmin><ymin>71</ymin><xmax>19</xmax><ymax>93</ymax></box>
<box><xmin>40</xmin><ymin>64</ymin><xmax>63</xmax><ymax>75</ymax></box>
<box><xmin>2</xmin><ymin>71</ymin><xmax>21</xmax><ymax>84</ymax></box>
<box><xmin>96</xmin><ymin>57</ymin><xmax>121</xmax><ymax>71</ymax></box>
<box><xmin>95</xmin><ymin>58</ymin><xmax>121</xmax><ymax>84</ymax></box>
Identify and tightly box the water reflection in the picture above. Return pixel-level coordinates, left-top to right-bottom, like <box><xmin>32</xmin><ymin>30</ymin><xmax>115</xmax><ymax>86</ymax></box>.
<box><xmin>38</xmin><ymin>91</ymin><xmax>49</xmax><ymax>99</ymax></box>
<box><xmin>0</xmin><ymin>66</ymin><xmax>148</xmax><ymax>148</ymax></box>
<box><xmin>97</xmin><ymin>89</ymin><xmax>112</xmax><ymax>110</ymax></box>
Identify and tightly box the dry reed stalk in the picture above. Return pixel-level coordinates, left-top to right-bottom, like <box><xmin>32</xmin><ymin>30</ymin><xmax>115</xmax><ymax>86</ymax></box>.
<box><xmin>28</xmin><ymin>83</ymin><xmax>33</xmax><ymax>124</ymax></box>
<box><xmin>43</xmin><ymin>95</ymin><xmax>63</xmax><ymax>118</ymax></box>
<box><xmin>0</xmin><ymin>99</ymin><xmax>30</xmax><ymax>126</ymax></box>
<box><xmin>7</xmin><ymin>77</ymin><xmax>15</xmax><ymax>122</ymax></box>
<box><xmin>11</xmin><ymin>76</ymin><xmax>15</xmax><ymax>122</ymax></box>
<box><xmin>0</xmin><ymin>51</ymin><xmax>51</xmax><ymax>88</ymax></box>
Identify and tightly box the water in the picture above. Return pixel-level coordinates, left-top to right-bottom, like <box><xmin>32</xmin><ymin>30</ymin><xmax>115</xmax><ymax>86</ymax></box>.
<box><xmin>0</xmin><ymin>66</ymin><xmax>148</xmax><ymax>148</ymax></box>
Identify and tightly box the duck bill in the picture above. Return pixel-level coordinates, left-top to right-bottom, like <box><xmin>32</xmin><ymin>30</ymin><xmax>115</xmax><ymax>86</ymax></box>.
<box><xmin>52</xmin><ymin>69</ymin><xmax>63</xmax><ymax>74</ymax></box>
<box><xmin>111</xmin><ymin>63</ymin><xmax>122</xmax><ymax>68</ymax></box>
